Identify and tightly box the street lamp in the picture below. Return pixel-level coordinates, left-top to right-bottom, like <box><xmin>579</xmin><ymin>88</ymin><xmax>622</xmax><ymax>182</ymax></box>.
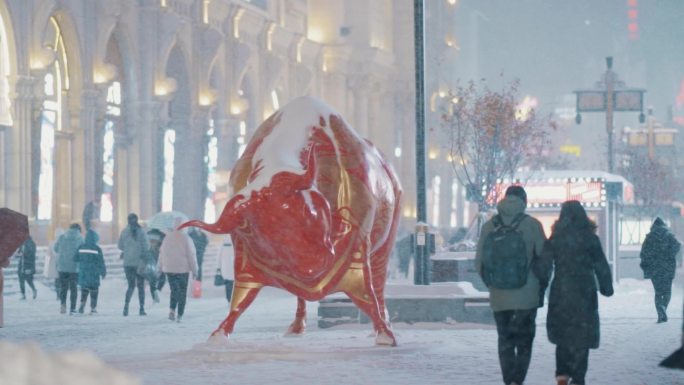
<box><xmin>413</xmin><ymin>0</ymin><xmax>430</xmax><ymax>285</ymax></box>
<box><xmin>574</xmin><ymin>56</ymin><xmax>646</xmax><ymax>173</ymax></box>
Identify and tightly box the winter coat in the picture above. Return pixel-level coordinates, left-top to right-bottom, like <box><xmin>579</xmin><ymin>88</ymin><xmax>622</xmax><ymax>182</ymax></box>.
<box><xmin>189</xmin><ymin>229</ymin><xmax>208</xmax><ymax>265</ymax></box>
<box><xmin>55</xmin><ymin>228</ymin><xmax>84</xmax><ymax>273</ymax></box>
<box><xmin>217</xmin><ymin>236</ymin><xmax>235</xmax><ymax>281</ymax></box>
<box><xmin>540</xmin><ymin>230</ymin><xmax>614</xmax><ymax>349</ymax></box>
<box><xmin>17</xmin><ymin>237</ymin><xmax>37</xmax><ymax>275</ymax></box>
<box><xmin>117</xmin><ymin>225</ymin><xmax>150</xmax><ymax>268</ymax></box>
<box><xmin>158</xmin><ymin>229</ymin><xmax>198</xmax><ymax>276</ymax></box>
<box><xmin>75</xmin><ymin>230</ymin><xmax>106</xmax><ymax>289</ymax></box>
<box><xmin>640</xmin><ymin>219</ymin><xmax>680</xmax><ymax>282</ymax></box>
<box><xmin>475</xmin><ymin>196</ymin><xmax>547</xmax><ymax>312</ymax></box>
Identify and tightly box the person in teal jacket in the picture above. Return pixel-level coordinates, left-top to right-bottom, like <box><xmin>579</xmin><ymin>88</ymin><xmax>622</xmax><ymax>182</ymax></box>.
<box><xmin>75</xmin><ymin>229</ymin><xmax>106</xmax><ymax>314</ymax></box>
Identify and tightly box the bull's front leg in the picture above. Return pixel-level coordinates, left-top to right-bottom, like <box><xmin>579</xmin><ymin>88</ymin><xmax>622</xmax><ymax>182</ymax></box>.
<box><xmin>208</xmin><ymin>281</ymin><xmax>263</xmax><ymax>345</ymax></box>
<box><xmin>285</xmin><ymin>297</ymin><xmax>307</xmax><ymax>335</ymax></box>
<box><xmin>335</xmin><ymin>259</ymin><xmax>397</xmax><ymax>346</ymax></box>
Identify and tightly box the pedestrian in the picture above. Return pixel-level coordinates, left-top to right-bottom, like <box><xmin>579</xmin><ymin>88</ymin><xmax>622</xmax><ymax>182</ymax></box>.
<box><xmin>188</xmin><ymin>227</ymin><xmax>208</xmax><ymax>281</ymax></box>
<box><xmin>216</xmin><ymin>236</ymin><xmax>235</xmax><ymax>304</ymax></box>
<box><xmin>55</xmin><ymin>223</ymin><xmax>84</xmax><ymax>314</ymax></box>
<box><xmin>537</xmin><ymin>200</ymin><xmax>614</xmax><ymax>385</ymax></box>
<box><xmin>639</xmin><ymin>217</ymin><xmax>681</xmax><ymax>323</ymax></box>
<box><xmin>475</xmin><ymin>185</ymin><xmax>547</xmax><ymax>385</ymax></box>
<box><xmin>117</xmin><ymin>213</ymin><xmax>150</xmax><ymax>316</ymax></box>
<box><xmin>75</xmin><ymin>229</ymin><xmax>106</xmax><ymax>314</ymax></box>
<box><xmin>0</xmin><ymin>249</ymin><xmax>10</xmax><ymax>327</ymax></box>
<box><xmin>16</xmin><ymin>236</ymin><xmax>37</xmax><ymax>300</ymax></box>
<box><xmin>46</xmin><ymin>227</ymin><xmax>64</xmax><ymax>300</ymax></box>
<box><xmin>82</xmin><ymin>197</ymin><xmax>101</xmax><ymax>232</ymax></box>
<box><xmin>147</xmin><ymin>228</ymin><xmax>165</xmax><ymax>303</ymax></box>
<box><xmin>158</xmin><ymin>218</ymin><xmax>197</xmax><ymax>323</ymax></box>
<box><xmin>395</xmin><ymin>234</ymin><xmax>412</xmax><ymax>279</ymax></box>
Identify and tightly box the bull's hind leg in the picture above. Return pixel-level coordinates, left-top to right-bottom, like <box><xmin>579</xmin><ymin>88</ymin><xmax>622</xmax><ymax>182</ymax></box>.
<box><xmin>285</xmin><ymin>297</ymin><xmax>307</xmax><ymax>335</ymax></box>
<box><xmin>208</xmin><ymin>281</ymin><xmax>263</xmax><ymax>344</ymax></box>
<box><xmin>337</xmin><ymin>261</ymin><xmax>397</xmax><ymax>346</ymax></box>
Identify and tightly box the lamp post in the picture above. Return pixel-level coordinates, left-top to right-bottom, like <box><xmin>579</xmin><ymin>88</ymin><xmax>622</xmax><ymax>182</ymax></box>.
<box><xmin>413</xmin><ymin>0</ymin><xmax>430</xmax><ymax>285</ymax></box>
<box><xmin>574</xmin><ymin>57</ymin><xmax>646</xmax><ymax>173</ymax></box>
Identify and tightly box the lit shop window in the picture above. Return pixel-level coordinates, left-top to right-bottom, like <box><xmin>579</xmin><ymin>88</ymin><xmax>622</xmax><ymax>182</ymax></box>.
<box><xmin>161</xmin><ymin>129</ymin><xmax>176</xmax><ymax>212</ymax></box>
<box><xmin>204</xmin><ymin>119</ymin><xmax>218</xmax><ymax>222</ymax></box>
<box><xmin>100</xmin><ymin>81</ymin><xmax>121</xmax><ymax>222</ymax></box>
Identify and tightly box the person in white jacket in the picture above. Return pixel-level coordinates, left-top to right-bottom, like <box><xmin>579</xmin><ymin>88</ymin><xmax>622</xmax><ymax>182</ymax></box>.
<box><xmin>158</xmin><ymin>218</ymin><xmax>198</xmax><ymax>322</ymax></box>
<box><xmin>216</xmin><ymin>236</ymin><xmax>235</xmax><ymax>305</ymax></box>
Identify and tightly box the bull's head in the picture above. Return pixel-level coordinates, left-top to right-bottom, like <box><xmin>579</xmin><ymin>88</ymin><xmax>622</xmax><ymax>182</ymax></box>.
<box><xmin>180</xmin><ymin>147</ymin><xmax>335</xmax><ymax>281</ymax></box>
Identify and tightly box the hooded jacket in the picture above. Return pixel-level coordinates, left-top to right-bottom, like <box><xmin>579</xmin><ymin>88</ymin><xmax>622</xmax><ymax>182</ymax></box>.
<box><xmin>475</xmin><ymin>196</ymin><xmax>547</xmax><ymax>312</ymax></box>
<box><xmin>640</xmin><ymin>218</ymin><xmax>681</xmax><ymax>281</ymax></box>
<box><xmin>76</xmin><ymin>230</ymin><xmax>106</xmax><ymax>288</ymax></box>
<box><xmin>55</xmin><ymin>228</ymin><xmax>84</xmax><ymax>273</ymax></box>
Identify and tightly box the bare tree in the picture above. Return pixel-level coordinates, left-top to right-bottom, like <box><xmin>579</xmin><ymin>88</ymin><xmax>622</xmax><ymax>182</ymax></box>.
<box><xmin>618</xmin><ymin>149</ymin><xmax>679</xmax><ymax>218</ymax></box>
<box><xmin>440</xmin><ymin>79</ymin><xmax>556</xmax><ymax>212</ymax></box>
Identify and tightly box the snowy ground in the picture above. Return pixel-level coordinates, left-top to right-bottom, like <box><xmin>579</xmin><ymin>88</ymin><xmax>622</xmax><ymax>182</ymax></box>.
<box><xmin>1</xmin><ymin>271</ymin><xmax>683</xmax><ymax>385</ymax></box>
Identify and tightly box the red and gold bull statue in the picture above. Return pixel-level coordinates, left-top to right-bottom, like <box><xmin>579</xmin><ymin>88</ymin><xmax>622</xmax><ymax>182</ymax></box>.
<box><xmin>181</xmin><ymin>96</ymin><xmax>402</xmax><ymax>346</ymax></box>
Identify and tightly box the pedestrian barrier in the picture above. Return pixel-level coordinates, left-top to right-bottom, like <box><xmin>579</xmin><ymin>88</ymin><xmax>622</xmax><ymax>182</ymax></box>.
<box><xmin>2</xmin><ymin>243</ymin><xmax>221</xmax><ymax>296</ymax></box>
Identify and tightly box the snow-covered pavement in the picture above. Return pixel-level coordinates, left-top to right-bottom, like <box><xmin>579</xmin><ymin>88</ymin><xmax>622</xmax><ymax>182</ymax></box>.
<box><xmin>1</xmin><ymin>272</ymin><xmax>683</xmax><ymax>385</ymax></box>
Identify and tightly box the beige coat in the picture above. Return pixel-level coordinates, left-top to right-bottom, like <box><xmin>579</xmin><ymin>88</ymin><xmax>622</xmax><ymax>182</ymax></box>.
<box><xmin>475</xmin><ymin>196</ymin><xmax>547</xmax><ymax>312</ymax></box>
<box><xmin>158</xmin><ymin>229</ymin><xmax>198</xmax><ymax>276</ymax></box>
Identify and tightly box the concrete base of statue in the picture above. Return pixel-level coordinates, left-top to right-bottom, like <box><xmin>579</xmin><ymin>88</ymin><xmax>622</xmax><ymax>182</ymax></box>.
<box><xmin>317</xmin><ymin>282</ymin><xmax>493</xmax><ymax>328</ymax></box>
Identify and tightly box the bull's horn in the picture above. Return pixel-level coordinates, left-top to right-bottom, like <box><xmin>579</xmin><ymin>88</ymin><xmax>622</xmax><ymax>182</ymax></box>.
<box><xmin>179</xmin><ymin>194</ymin><xmax>246</xmax><ymax>234</ymax></box>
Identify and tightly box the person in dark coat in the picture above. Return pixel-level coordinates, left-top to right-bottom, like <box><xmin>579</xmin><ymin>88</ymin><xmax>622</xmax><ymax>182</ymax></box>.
<box><xmin>188</xmin><ymin>227</ymin><xmax>208</xmax><ymax>281</ymax></box>
<box><xmin>16</xmin><ymin>236</ymin><xmax>37</xmax><ymax>300</ymax></box>
<box><xmin>55</xmin><ymin>223</ymin><xmax>84</xmax><ymax>314</ymax></box>
<box><xmin>537</xmin><ymin>200</ymin><xmax>614</xmax><ymax>385</ymax></box>
<box><xmin>117</xmin><ymin>213</ymin><xmax>150</xmax><ymax>316</ymax></box>
<box><xmin>639</xmin><ymin>217</ymin><xmax>681</xmax><ymax>323</ymax></box>
<box><xmin>75</xmin><ymin>229</ymin><xmax>106</xmax><ymax>314</ymax></box>
<box><xmin>147</xmin><ymin>228</ymin><xmax>165</xmax><ymax>302</ymax></box>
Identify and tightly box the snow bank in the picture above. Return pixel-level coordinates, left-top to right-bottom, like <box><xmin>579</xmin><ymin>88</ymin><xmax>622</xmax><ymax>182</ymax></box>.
<box><xmin>0</xmin><ymin>341</ymin><xmax>140</xmax><ymax>385</ymax></box>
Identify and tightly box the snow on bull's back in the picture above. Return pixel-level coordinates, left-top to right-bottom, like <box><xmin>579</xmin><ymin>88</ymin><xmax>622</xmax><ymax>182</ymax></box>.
<box><xmin>244</xmin><ymin>96</ymin><xmax>357</xmax><ymax>194</ymax></box>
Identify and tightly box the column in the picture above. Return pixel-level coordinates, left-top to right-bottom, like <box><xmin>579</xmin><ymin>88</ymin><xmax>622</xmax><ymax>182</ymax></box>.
<box><xmin>5</xmin><ymin>75</ymin><xmax>37</xmax><ymax>213</ymax></box>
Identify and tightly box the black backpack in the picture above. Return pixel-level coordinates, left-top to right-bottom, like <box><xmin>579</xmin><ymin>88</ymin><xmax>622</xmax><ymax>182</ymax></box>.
<box><xmin>481</xmin><ymin>213</ymin><xmax>529</xmax><ymax>289</ymax></box>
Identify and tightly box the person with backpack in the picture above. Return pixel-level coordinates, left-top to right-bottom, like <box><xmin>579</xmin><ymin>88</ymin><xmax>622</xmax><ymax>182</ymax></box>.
<box><xmin>475</xmin><ymin>185</ymin><xmax>547</xmax><ymax>385</ymax></box>
<box><xmin>536</xmin><ymin>200</ymin><xmax>614</xmax><ymax>385</ymax></box>
<box><xmin>75</xmin><ymin>229</ymin><xmax>106</xmax><ymax>314</ymax></box>
<box><xmin>639</xmin><ymin>217</ymin><xmax>681</xmax><ymax>323</ymax></box>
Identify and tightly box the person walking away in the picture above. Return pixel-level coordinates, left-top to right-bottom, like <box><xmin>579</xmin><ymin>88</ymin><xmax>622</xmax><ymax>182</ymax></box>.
<box><xmin>158</xmin><ymin>218</ymin><xmax>197</xmax><ymax>323</ymax></box>
<box><xmin>75</xmin><ymin>229</ymin><xmax>106</xmax><ymax>314</ymax></box>
<box><xmin>55</xmin><ymin>223</ymin><xmax>84</xmax><ymax>314</ymax></box>
<box><xmin>475</xmin><ymin>186</ymin><xmax>547</xmax><ymax>385</ymax></box>
<box><xmin>16</xmin><ymin>236</ymin><xmax>37</xmax><ymax>300</ymax></box>
<box><xmin>639</xmin><ymin>217</ymin><xmax>681</xmax><ymax>323</ymax></box>
<box><xmin>536</xmin><ymin>200</ymin><xmax>614</xmax><ymax>385</ymax></box>
<box><xmin>216</xmin><ymin>235</ymin><xmax>235</xmax><ymax>304</ymax></box>
<box><xmin>118</xmin><ymin>213</ymin><xmax>150</xmax><ymax>316</ymax></box>
<box><xmin>188</xmin><ymin>227</ymin><xmax>208</xmax><ymax>282</ymax></box>
<box><xmin>147</xmin><ymin>228</ymin><xmax>165</xmax><ymax>303</ymax></box>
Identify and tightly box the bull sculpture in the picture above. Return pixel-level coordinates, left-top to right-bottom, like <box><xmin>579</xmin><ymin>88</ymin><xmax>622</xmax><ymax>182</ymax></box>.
<box><xmin>181</xmin><ymin>96</ymin><xmax>402</xmax><ymax>346</ymax></box>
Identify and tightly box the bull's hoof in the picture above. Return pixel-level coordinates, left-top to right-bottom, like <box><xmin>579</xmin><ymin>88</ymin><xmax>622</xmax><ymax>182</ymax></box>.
<box><xmin>207</xmin><ymin>331</ymin><xmax>230</xmax><ymax>346</ymax></box>
<box><xmin>285</xmin><ymin>320</ymin><xmax>306</xmax><ymax>336</ymax></box>
<box><xmin>375</xmin><ymin>330</ymin><xmax>397</xmax><ymax>347</ymax></box>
